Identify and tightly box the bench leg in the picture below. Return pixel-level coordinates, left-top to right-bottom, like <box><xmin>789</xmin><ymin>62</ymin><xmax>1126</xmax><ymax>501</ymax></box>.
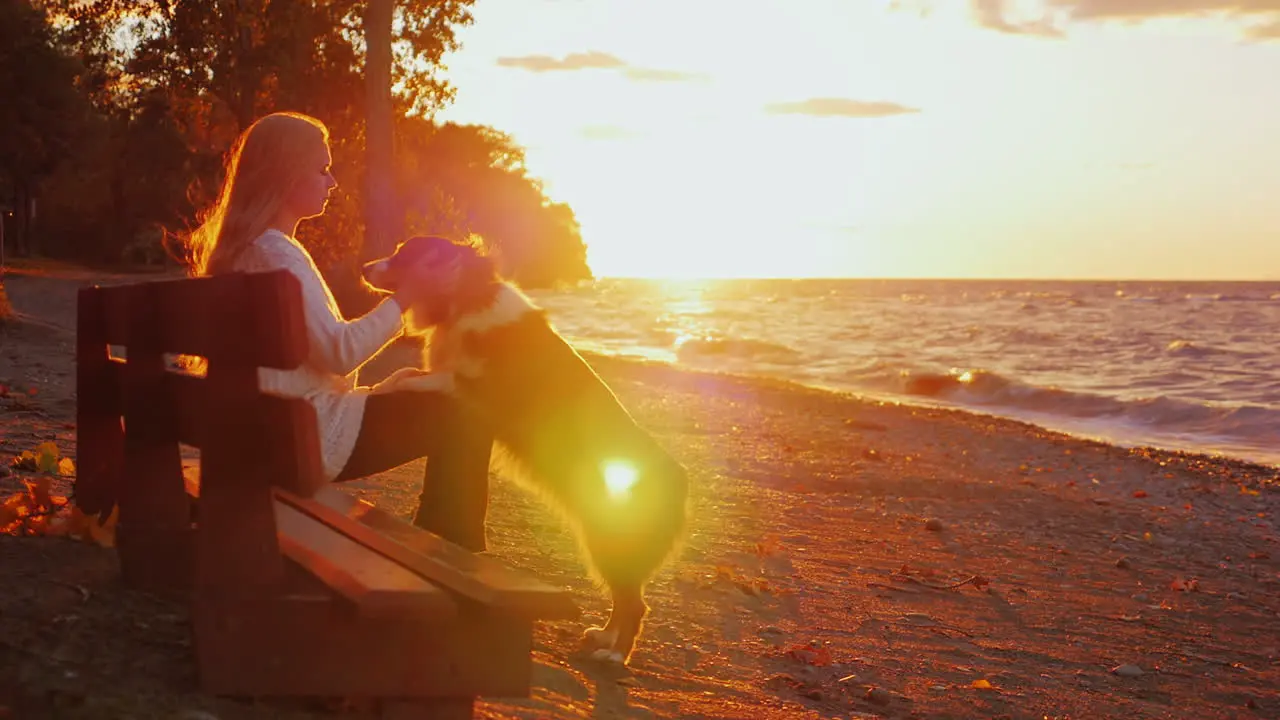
<box><xmin>381</xmin><ymin>698</ymin><xmax>475</xmax><ymax>720</ymax></box>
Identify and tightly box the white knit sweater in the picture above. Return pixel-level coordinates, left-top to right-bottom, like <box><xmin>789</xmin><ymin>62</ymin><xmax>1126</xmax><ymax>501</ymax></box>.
<box><xmin>232</xmin><ymin>229</ymin><xmax>405</xmax><ymax>480</ymax></box>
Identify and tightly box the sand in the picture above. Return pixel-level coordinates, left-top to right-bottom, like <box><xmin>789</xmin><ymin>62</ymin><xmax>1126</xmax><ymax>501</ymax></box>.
<box><xmin>1</xmin><ymin>263</ymin><xmax>1278</xmax><ymax>720</ymax></box>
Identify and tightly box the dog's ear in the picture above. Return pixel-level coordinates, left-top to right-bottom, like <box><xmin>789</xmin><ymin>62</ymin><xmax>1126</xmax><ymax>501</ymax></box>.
<box><xmin>449</xmin><ymin>242</ymin><xmax>501</xmax><ymax>309</ymax></box>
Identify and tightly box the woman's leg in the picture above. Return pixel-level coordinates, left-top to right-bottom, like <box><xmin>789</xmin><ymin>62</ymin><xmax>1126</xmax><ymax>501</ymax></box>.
<box><xmin>336</xmin><ymin>391</ymin><xmax>493</xmax><ymax>551</ymax></box>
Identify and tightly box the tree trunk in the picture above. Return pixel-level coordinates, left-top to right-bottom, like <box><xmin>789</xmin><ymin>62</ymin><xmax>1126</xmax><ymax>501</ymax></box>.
<box><xmin>363</xmin><ymin>0</ymin><xmax>398</xmax><ymax>262</ymax></box>
<box><xmin>234</xmin><ymin>0</ymin><xmax>257</xmax><ymax>129</ymax></box>
<box><xmin>12</xmin><ymin>179</ymin><xmax>30</xmax><ymax>257</ymax></box>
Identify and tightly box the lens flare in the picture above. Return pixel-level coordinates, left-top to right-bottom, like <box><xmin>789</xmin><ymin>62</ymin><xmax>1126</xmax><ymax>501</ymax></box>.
<box><xmin>602</xmin><ymin>460</ymin><xmax>639</xmax><ymax>500</ymax></box>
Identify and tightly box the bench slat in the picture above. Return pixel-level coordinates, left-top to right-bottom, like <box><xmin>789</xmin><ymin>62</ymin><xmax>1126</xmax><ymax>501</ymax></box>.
<box><xmin>274</xmin><ymin>503</ymin><xmax>458</xmax><ymax>620</ymax></box>
<box><xmin>184</xmin><ymin>466</ymin><xmax>457</xmax><ymax>620</ymax></box>
<box><xmin>277</xmin><ymin>487</ymin><xmax>580</xmax><ymax>620</ymax></box>
<box><xmin>93</xmin><ymin>271</ymin><xmax>307</xmax><ymax>369</ymax></box>
<box><xmin>102</xmin><ymin>364</ymin><xmax>324</xmax><ymax>496</ymax></box>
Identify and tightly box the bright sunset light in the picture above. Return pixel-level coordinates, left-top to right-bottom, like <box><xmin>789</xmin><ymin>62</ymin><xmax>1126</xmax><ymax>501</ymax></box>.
<box><xmin>435</xmin><ymin>0</ymin><xmax>1280</xmax><ymax>280</ymax></box>
<box><xmin>601</xmin><ymin>460</ymin><xmax>639</xmax><ymax>500</ymax></box>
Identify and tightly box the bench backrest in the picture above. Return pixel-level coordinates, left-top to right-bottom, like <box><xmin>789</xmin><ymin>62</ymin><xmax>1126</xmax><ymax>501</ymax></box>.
<box><xmin>76</xmin><ymin>270</ymin><xmax>324</xmax><ymax>595</ymax></box>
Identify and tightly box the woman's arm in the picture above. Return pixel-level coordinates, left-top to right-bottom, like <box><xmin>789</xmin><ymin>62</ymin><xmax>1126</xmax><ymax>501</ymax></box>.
<box><xmin>257</xmin><ymin>238</ymin><xmax>406</xmax><ymax>377</ymax></box>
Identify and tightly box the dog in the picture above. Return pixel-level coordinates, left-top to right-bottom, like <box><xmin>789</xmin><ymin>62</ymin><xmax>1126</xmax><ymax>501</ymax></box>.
<box><xmin>361</xmin><ymin>235</ymin><xmax>690</xmax><ymax>665</ymax></box>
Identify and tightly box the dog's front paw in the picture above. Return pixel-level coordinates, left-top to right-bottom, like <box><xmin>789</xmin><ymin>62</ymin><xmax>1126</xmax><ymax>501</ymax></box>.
<box><xmin>580</xmin><ymin>625</ymin><xmax>617</xmax><ymax>649</ymax></box>
<box><xmin>579</xmin><ymin>626</ymin><xmax>626</xmax><ymax>665</ymax></box>
<box><xmin>589</xmin><ymin>647</ymin><xmax>626</xmax><ymax>665</ymax></box>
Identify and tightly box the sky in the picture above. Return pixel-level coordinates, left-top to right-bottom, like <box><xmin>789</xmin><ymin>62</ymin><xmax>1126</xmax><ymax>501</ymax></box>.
<box><xmin>434</xmin><ymin>0</ymin><xmax>1280</xmax><ymax>280</ymax></box>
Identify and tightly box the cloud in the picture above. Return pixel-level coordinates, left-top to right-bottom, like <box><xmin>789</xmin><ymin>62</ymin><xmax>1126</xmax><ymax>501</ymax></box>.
<box><xmin>970</xmin><ymin>0</ymin><xmax>1065</xmax><ymax>35</ymax></box>
<box><xmin>1244</xmin><ymin>16</ymin><xmax>1280</xmax><ymax>37</ymax></box>
<box><xmin>964</xmin><ymin>0</ymin><xmax>1280</xmax><ymax>39</ymax></box>
<box><xmin>579</xmin><ymin>125</ymin><xmax>640</xmax><ymax>141</ymax></box>
<box><xmin>764</xmin><ymin>98</ymin><xmax>921</xmax><ymax>118</ymax></box>
<box><xmin>1049</xmin><ymin>0</ymin><xmax>1280</xmax><ymax>21</ymax></box>
<box><xmin>496</xmin><ymin>51</ymin><xmax>703</xmax><ymax>82</ymax></box>
<box><xmin>496</xmin><ymin>51</ymin><xmax>626</xmax><ymax>72</ymax></box>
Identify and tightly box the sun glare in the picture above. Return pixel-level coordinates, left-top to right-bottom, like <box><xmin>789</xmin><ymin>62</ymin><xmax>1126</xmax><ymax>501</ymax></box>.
<box><xmin>602</xmin><ymin>460</ymin><xmax>639</xmax><ymax>500</ymax></box>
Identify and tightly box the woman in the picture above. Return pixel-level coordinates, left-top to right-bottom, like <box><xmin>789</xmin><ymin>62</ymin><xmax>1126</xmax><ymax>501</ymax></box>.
<box><xmin>181</xmin><ymin>111</ymin><xmax>493</xmax><ymax>551</ymax></box>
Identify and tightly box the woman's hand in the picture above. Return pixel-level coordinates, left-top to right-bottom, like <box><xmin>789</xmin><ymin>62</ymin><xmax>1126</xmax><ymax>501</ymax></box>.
<box><xmin>369</xmin><ymin>367</ymin><xmax>456</xmax><ymax>395</ymax></box>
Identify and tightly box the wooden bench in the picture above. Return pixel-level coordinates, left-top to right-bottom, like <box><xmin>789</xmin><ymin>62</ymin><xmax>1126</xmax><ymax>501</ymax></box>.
<box><xmin>73</xmin><ymin>269</ymin><xmax>578</xmax><ymax>718</ymax></box>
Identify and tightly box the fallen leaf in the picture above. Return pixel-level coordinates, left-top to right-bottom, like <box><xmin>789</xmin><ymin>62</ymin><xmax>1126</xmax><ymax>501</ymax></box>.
<box><xmin>57</xmin><ymin>457</ymin><xmax>75</xmax><ymax>476</ymax></box>
<box><xmin>0</xmin><ymin>500</ymin><xmax>20</xmax><ymax>532</ymax></box>
<box><xmin>971</xmin><ymin>679</ymin><xmax>994</xmax><ymax>689</ymax></box>
<box><xmin>33</xmin><ymin>441</ymin><xmax>61</xmax><ymax>474</ymax></box>
<box><xmin>1132</xmin><ymin>490</ymin><xmax>1148</xmax><ymax>499</ymax></box>
<box><xmin>785</xmin><ymin>643</ymin><xmax>832</xmax><ymax>666</ymax></box>
<box><xmin>87</xmin><ymin>506</ymin><xmax>118</xmax><ymax>548</ymax></box>
<box><xmin>26</xmin><ymin>477</ymin><xmax>54</xmax><ymax>510</ymax></box>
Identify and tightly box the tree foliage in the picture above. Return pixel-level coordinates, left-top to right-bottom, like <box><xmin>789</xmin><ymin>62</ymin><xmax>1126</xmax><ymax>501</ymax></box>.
<box><xmin>0</xmin><ymin>0</ymin><xmax>592</xmax><ymax>288</ymax></box>
<box><xmin>0</xmin><ymin>0</ymin><xmax>93</xmax><ymax>256</ymax></box>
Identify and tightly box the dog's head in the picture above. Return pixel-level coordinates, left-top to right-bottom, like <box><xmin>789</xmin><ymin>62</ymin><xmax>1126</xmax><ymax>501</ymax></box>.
<box><xmin>362</xmin><ymin>235</ymin><xmax>500</xmax><ymax>328</ymax></box>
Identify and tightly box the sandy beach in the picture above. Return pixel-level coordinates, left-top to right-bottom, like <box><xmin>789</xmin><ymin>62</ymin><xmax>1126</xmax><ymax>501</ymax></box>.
<box><xmin>2</xmin><ymin>264</ymin><xmax>1278</xmax><ymax>720</ymax></box>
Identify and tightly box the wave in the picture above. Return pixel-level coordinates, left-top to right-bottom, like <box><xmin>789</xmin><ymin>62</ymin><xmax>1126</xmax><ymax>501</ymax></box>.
<box><xmin>673</xmin><ymin>336</ymin><xmax>801</xmax><ymax>364</ymax></box>
<box><xmin>544</xmin><ymin>277</ymin><xmax>1280</xmax><ymax>466</ymax></box>
<box><xmin>880</xmin><ymin>367</ymin><xmax>1280</xmax><ymax>454</ymax></box>
<box><xmin>1185</xmin><ymin>292</ymin><xmax>1276</xmax><ymax>303</ymax></box>
<box><xmin>1164</xmin><ymin>339</ymin><xmax>1223</xmax><ymax>358</ymax></box>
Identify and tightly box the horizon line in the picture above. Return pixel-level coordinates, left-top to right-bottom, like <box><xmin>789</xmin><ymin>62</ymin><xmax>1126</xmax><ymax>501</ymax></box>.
<box><xmin>590</xmin><ymin>275</ymin><xmax>1280</xmax><ymax>283</ymax></box>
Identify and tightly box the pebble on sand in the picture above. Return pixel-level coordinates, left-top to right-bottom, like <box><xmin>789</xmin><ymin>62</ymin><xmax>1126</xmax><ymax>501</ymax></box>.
<box><xmin>924</xmin><ymin>518</ymin><xmax>945</xmax><ymax>532</ymax></box>
<box><xmin>1111</xmin><ymin>664</ymin><xmax>1144</xmax><ymax>678</ymax></box>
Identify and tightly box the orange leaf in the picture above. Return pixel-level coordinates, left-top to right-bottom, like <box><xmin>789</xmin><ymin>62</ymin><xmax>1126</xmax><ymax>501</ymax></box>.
<box><xmin>88</xmin><ymin>507</ymin><xmax>118</xmax><ymax>548</ymax></box>
<box><xmin>44</xmin><ymin>514</ymin><xmax>72</xmax><ymax>537</ymax></box>
<box><xmin>0</xmin><ymin>496</ymin><xmax>21</xmax><ymax>534</ymax></box>
<box><xmin>786</xmin><ymin>643</ymin><xmax>833</xmax><ymax>666</ymax></box>
<box><xmin>971</xmin><ymin>679</ymin><xmax>994</xmax><ymax>690</ymax></box>
<box><xmin>1132</xmin><ymin>490</ymin><xmax>1148</xmax><ymax>499</ymax></box>
<box><xmin>25</xmin><ymin>477</ymin><xmax>54</xmax><ymax>510</ymax></box>
<box><xmin>26</xmin><ymin>515</ymin><xmax>49</xmax><ymax>535</ymax></box>
<box><xmin>64</xmin><ymin>505</ymin><xmax>93</xmax><ymax>540</ymax></box>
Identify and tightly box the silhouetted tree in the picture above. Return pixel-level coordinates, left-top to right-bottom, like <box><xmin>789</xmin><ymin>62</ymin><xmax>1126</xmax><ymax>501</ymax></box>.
<box><xmin>15</xmin><ymin>0</ymin><xmax>593</xmax><ymax>288</ymax></box>
<box><xmin>0</xmin><ymin>0</ymin><xmax>92</xmax><ymax>257</ymax></box>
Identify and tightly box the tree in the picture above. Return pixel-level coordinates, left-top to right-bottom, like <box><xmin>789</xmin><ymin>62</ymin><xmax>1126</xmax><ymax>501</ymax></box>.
<box><xmin>0</xmin><ymin>0</ymin><xmax>92</xmax><ymax>257</ymax></box>
<box><xmin>24</xmin><ymin>0</ymin><xmax>593</xmax><ymax>289</ymax></box>
<box><xmin>395</xmin><ymin>119</ymin><xmax>593</xmax><ymax>288</ymax></box>
<box><xmin>364</xmin><ymin>0</ymin><xmax>398</xmax><ymax>261</ymax></box>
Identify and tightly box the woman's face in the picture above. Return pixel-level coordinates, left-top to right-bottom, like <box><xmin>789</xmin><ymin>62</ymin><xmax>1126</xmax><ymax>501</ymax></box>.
<box><xmin>289</xmin><ymin>139</ymin><xmax>338</xmax><ymax>220</ymax></box>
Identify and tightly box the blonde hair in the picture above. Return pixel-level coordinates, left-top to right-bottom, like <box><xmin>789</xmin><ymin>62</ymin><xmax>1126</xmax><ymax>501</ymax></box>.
<box><xmin>183</xmin><ymin>111</ymin><xmax>330</xmax><ymax>276</ymax></box>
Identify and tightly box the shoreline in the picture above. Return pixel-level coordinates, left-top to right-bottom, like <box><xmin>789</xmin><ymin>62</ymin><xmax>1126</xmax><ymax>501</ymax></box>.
<box><xmin>579</xmin><ymin>350</ymin><xmax>1280</xmax><ymax>482</ymax></box>
<box><xmin>2</xmin><ymin>266</ymin><xmax>1279</xmax><ymax>718</ymax></box>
